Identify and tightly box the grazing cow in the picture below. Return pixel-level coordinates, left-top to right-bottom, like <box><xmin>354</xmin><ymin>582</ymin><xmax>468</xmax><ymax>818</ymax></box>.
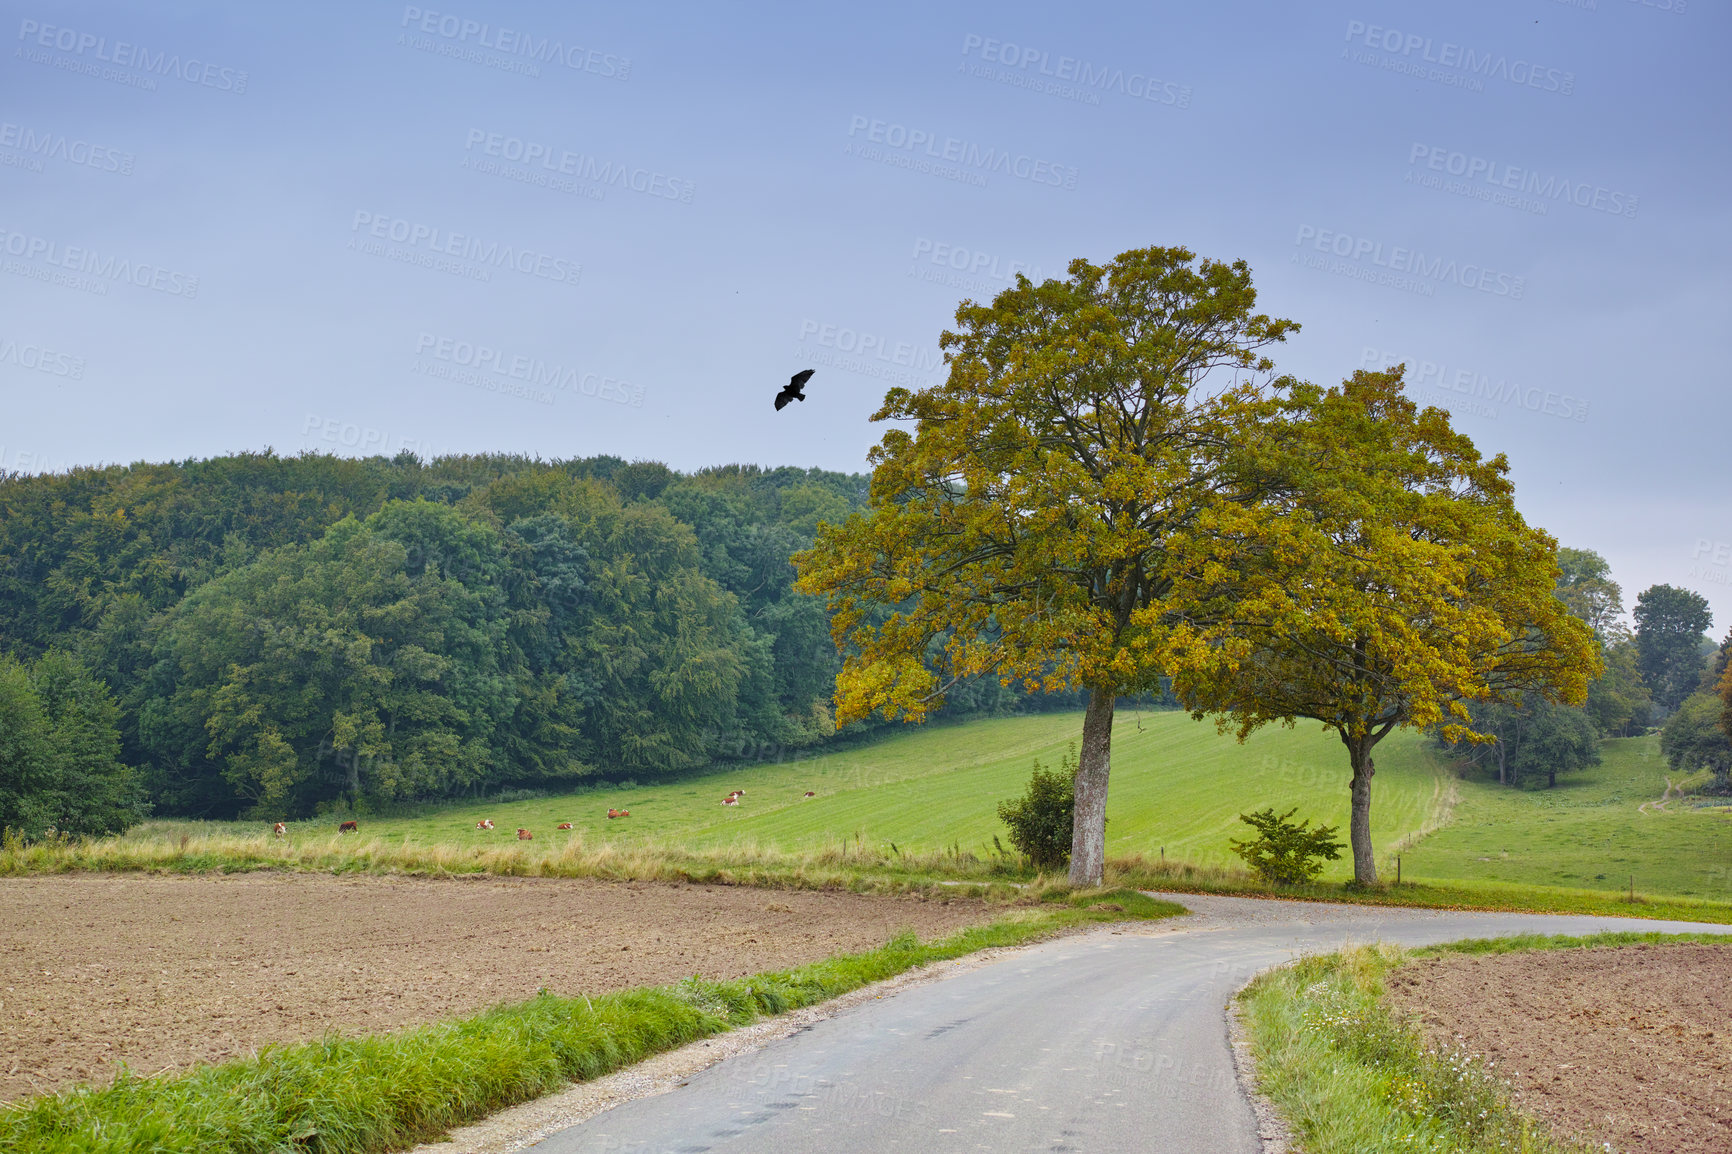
<box><xmin>517</xmin><ymin>828</ymin><xmax>533</xmax><ymax>840</ymax></box>
<box><xmin>803</xmin><ymin>791</ymin><xmax>816</xmax><ymax>798</ymax></box>
<box><xmin>273</xmin><ymin>822</ymin><xmax>287</xmax><ymax>837</ymax></box>
<box><xmin>338</xmin><ymin>820</ymin><xmax>358</xmax><ymax>834</ymax></box>
<box><xmin>558</xmin><ymin>822</ymin><xmax>574</xmax><ymax>829</ymax></box>
<box><xmin>722</xmin><ymin>796</ymin><xmax>739</xmax><ymax>806</ymax></box>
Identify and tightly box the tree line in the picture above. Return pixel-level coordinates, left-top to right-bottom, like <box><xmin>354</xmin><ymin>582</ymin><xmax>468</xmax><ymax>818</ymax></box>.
<box><xmin>0</xmin><ymin>451</ymin><xmax>1107</xmax><ymax>834</ymax></box>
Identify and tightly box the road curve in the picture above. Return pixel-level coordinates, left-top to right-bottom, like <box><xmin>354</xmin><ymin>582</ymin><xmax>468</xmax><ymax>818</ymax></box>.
<box><xmin>527</xmin><ymin>893</ymin><xmax>1732</xmax><ymax>1154</ymax></box>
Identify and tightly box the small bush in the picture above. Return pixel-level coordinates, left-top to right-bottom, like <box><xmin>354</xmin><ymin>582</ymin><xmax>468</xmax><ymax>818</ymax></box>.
<box><xmin>1228</xmin><ymin>806</ymin><xmax>1343</xmax><ymax>884</ymax></box>
<box><xmin>996</xmin><ymin>749</ymin><xmax>1077</xmax><ymax>871</ymax></box>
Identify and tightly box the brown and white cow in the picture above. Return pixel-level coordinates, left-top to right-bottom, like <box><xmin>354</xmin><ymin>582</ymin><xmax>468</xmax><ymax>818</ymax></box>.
<box><xmin>273</xmin><ymin>822</ymin><xmax>287</xmax><ymax>837</ymax></box>
<box><xmin>476</xmin><ymin>819</ymin><xmax>495</xmax><ymax>830</ymax></box>
<box><xmin>516</xmin><ymin>828</ymin><xmax>533</xmax><ymax>840</ymax></box>
<box><xmin>558</xmin><ymin>822</ymin><xmax>574</xmax><ymax>829</ymax></box>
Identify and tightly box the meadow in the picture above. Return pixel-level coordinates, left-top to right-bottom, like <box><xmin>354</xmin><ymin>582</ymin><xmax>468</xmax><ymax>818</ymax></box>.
<box><xmin>18</xmin><ymin>711</ymin><xmax>1731</xmax><ymax>910</ymax></box>
<box><xmin>120</xmin><ymin>710</ymin><xmax>1451</xmax><ymax>884</ymax></box>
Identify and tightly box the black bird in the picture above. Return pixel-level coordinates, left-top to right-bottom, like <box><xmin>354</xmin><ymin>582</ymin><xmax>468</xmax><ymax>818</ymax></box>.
<box><xmin>775</xmin><ymin>369</ymin><xmax>814</xmax><ymax>411</ymax></box>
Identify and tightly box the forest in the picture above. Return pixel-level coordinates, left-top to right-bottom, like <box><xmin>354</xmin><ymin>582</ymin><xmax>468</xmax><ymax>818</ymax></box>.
<box><xmin>0</xmin><ymin>450</ymin><xmax>1097</xmax><ymax>829</ymax></box>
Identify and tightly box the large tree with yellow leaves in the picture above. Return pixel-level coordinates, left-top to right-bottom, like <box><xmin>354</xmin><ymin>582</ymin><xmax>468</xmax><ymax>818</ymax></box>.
<box><xmin>1161</xmin><ymin>368</ymin><xmax>1601</xmax><ymax>884</ymax></box>
<box><xmin>794</xmin><ymin>246</ymin><xmax>1299</xmax><ymax>885</ymax></box>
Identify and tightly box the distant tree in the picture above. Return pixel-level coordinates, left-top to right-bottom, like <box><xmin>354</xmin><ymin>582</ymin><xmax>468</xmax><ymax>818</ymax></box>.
<box><xmin>0</xmin><ymin>652</ymin><xmax>142</xmax><ymax>838</ymax></box>
<box><xmin>1439</xmin><ymin>693</ymin><xmax>1601</xmax><ymax>789</ymax></box>
<box><xmin>1164</xmin><ymin>368</ymin><xmax>1600</xmax><ymax>884</ymax></box>
<box><xmin>797</xmin><ymin>245</ymin><xmax>1302</xmax><ymax>886</ymax></box>
<box><xmin>1661</xmin><ymin>693</ymin><xmax>1732</xmax><ymax>791</ymax></box>
<box><xmin>1555</xmin><ymin>547</ymin><xmax>1625</xmax><ymax>641</ymax></box>
<box><xmin>1633</xmin><ymin>585</ymin><xmax>1713</xmax><ymax>714</ymax></box>
<box><xmin>0</xmin><ymin>656</ymin><xmax>55</xmax><ymax>835</ymax></box>
<box><xmin>1584</xmin><ymin>639</ymin><xmax>1652</xmax><ymax>737</ymax></box>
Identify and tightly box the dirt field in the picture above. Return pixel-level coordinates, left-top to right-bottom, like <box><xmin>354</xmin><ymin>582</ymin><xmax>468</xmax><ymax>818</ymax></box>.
<box><xmin>1387</xmin><ymin>944</ymin><xmax>1732</xmax><ymax>1154</ymax></box>
<box><xmin>0</xmin><ymin>873</ymin><xmax>992</xmax><ymax>1103</ymax></box>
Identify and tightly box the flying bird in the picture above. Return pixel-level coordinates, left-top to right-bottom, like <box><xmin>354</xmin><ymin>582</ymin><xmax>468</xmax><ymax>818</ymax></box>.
<box><xmin>775</xmin><ymin>369</ymin><xmax>814</xmax><ymax>411</ymax></box>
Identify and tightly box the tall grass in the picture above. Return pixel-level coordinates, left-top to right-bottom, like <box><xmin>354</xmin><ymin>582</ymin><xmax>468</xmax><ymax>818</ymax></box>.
<box><xmin>11</xmin><ymin>826</ymin><xmax>1732</xmax><ymax>923</ymax></box>
<box><xmin>0</xmin><ymin>890</ymin><xmax>1180</xmax><ymax>1154</ymax></box>
<box><xmin>1236</xmin><ymin>943</ymin><xmax>1588</xmax><ymax>1154</ymax></box>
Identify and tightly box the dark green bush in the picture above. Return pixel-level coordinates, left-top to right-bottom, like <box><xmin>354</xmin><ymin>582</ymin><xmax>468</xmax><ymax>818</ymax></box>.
<box><xmin>996</xmin><ymin>749</ymin><xmax>1077</xmax><ymax>871</ymax></box>
<box><xmin>1228</xmin><ymin>806</ymin><xmax>1343</xmax><ymax>884</ymax></box>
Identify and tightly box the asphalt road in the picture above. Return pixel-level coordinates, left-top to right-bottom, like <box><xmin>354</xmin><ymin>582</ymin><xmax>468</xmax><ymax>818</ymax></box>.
<box><xmin>528</xmin><ymin>893</ymin><xmax>1732</xmax><ymax>1154</ymax></box>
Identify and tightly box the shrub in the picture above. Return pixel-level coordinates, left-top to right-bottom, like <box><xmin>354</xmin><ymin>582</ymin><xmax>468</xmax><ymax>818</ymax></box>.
<box><xmin>1228</xmin><ymin>806</ymin><xmax>1343</xmax><ymax>884</ymax></box>
<box><xmin>996</xmin><ymin>749</ymin><xmax>1077</xmax><ymax>871</ymax></box>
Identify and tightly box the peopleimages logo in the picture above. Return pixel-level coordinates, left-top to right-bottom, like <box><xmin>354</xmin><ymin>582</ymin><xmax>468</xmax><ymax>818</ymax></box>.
<box><xmin>462</xmin><ymin>129</ymin><xmax>694</xmax><ymax>203</ymax></box>
<box><xmin>0</xmin><ymin>336</ymin><xmax>84</xmax><ymax>379</ymax></box>
<box><xmin>398</xmin><ymin>7</ymin><xmax>629</xmax><ymax>78</ymax></box>
<box><xmin>958</xmin><ymin>34</ymin><xmax>1191</xmax><ymax>109</ymax></box>
<box><xmin>1294</xmin><ymin>225</ymin><xmax>1525</xmax><ymax>299</ymax></box>
<box><xmin>413</xmin><ymin>332</ymin><xmax>645</xmax><ymax>407</ymax></box>
<box><xmin>16</xmin><ymin>18</ymin><xmax>249</xmax><ymax>93</ymax></box>
<box><xmin>348</xmin><ymin>212</ymin><xmax>581</xmax><ymax>287</ymax></box>
<box><xmin>0</xmin><ymin>122</ymin><xmax>134</xmax><ymax>175</ymax></box>
<box><xmin>1359</xmin><ymin>348</ymin><xmax>1588</xmax><ymax>423</ymax></box>
<box><xmin>1406</xmin><ymin>144</ymin><xmax>1638</xmax><ymax>219</ymax></box>
<box><xmin>0</xmin><ymin>226</ymin><xmax>199</xmax><ymax>297</ymax></box>
<box><xmin>845</xmin><ymin>115</ymin><xmax>1078</xmax><ymax>190</ymax></box>
<box><xmin>1343</xmin><ymin>20</ymin><xmax>1574</xmax><ymax>95</ymax></box>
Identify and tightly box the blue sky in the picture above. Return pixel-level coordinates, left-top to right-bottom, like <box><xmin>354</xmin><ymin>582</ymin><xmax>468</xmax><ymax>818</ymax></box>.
<box><xmin>3</xmin><ymin>0</ymin><xmax>1727</xmax><ymax>629</ymax></box>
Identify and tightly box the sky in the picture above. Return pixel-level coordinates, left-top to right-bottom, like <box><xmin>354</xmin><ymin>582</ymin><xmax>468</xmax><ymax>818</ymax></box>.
<box><xmin>2</xmin><ymin>0</ymin><xmax>1728</xmax><ymax>631</ymax></box>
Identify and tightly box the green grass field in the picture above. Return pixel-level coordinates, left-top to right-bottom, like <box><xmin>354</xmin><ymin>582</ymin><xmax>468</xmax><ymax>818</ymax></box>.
<box><xmin>55</xmin><ymin>712</ymin><xmax>1732</xmax><ymax>905</ymax></box>
<box><xmin>1397</xmin><ymin>735</ymin><xmax>1732</xmax><ymax>900</ymax></box>
<box><xmin>156</xmin><ymin>710</ymin><xmax>1450</xmax><ymax>884</ymax></box>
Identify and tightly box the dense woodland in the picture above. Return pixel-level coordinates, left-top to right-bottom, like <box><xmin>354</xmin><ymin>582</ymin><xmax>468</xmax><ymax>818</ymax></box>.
<box><xmin>0</xmin><ymin>451</ymin><xmax>1105</xmax><ymax>832</ymax></box>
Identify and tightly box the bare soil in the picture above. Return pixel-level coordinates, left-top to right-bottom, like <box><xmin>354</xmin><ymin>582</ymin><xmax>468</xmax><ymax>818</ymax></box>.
<box><xmin>0</xmin><ymin>873</ymin><xmax>992</xmax><ymax>1103</ymax></box>
<box><xmin>1387</xmin><ymin>944</ymin><xmax>1732</xmax><ymax>1153</ymax></box>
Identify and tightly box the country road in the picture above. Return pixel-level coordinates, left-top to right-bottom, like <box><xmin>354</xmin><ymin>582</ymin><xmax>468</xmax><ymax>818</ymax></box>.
<box><xmin>523</xmin><ymin>892</ymin><xmax>1732</xmax><ymax>1154</ymax></box>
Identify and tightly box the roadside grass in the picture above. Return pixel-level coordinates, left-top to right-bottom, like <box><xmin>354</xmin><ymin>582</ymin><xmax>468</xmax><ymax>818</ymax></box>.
<box><xmin>1236</xmin><ymin>943</ymin><xmax>1587</xmax><ymax>1154</ymax></box>
<box><xmin>1119</xmin><ymin>860</ymin><xmax>1732</xmax><ymax>924</ymax></box>
<box><xmin>1409</xmin><ymin>928</ymin><xmax>1732</xmax><ymax>958</ymax></box>
<box><xmin>0</xmin><ymin>889</ymin><xmax>1179</xmax><ymax>1154</ymax></box>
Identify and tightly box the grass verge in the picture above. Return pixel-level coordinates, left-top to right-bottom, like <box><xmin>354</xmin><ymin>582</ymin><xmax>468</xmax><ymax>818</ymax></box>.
<box><xmin>1236</xmin><ymin>942</ymin><xmax>1587</xmax><ymax>1154</ymax></box>
<box><xmin>1113</xmin><ymin>856</ymin><xmax>1732</xmax><ymax>924</ymax></box>
<box><xmin>0</xmin><ymin>889</ymin><xmax>1178</xmax><ymax>1154</ymax></box>
<box><xmin>9</xmin><ymin>828</ymin><xmax>1732</xmax><ymax>924</ymax></box>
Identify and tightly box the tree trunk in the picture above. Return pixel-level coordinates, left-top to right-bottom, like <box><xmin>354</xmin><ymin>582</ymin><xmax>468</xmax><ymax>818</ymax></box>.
<box><xmin>1069</xmin><ymin>688</ymin><xmax>1115</xmax><ymax>886</ymax></box>
<box><xmin>1343</xmin><ymin>732</ymin><xmax>1378</xmax><ymax>885</ymax></box>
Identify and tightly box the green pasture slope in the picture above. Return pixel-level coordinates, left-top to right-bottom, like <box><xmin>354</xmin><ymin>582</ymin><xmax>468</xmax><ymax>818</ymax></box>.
<box><xmin>1398</xmin><ymin>735</ymin><xmax>1732</xmax><ymax>900</ymax></box>
<box><xmin>261</xmin><ymin>711</ymin><xmax>1451</xmax><ymax>882</ymax></box>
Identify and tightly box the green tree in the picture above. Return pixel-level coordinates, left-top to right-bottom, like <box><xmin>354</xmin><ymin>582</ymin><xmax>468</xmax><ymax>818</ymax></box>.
<box><xmin>796</xmin><ymin>245</ymin><xmax>1301</xmax><ymax>885</ymax></box>
<box><xmin>1440</xmin><ymin>693</ymin><xmax>1600</xmax><ymax>789</ymax></box>
<box><xmin>1554</xmin><ymin>548</ymin><xmax>1625</xmax><ymax>641</ymax></box>
<box><xmin>1660</xmin><ymin>693</ymin><xmax>1732</xmax><ymax>790</ymax></box>
<box><xmin>1163</xmin><ymin>368</ymin><xmax>1600</xmax><ymax>884</ymax></box>
<box><xmin>0</xmin><ymin>655</ymin><xmax>56</xmax><ymax>835</ymax></box>
<box><xmin>1633</xmin><ymin>584</ymin><xmax>1712</xmax><ymax>715</ymax></box>
<box><xmin>0</xmin><ymin>652</ymin><xmax>142</xmax><ymax>837</ymax></box>
<box><xmin>142</xmin><ymin>504</ymin><xmax>516</xmax><ymax>816</ymax></box>
<box><xmin>1584</xmin><ymin>639</ymin><xmax>1651</xmax><ymax>737</ymax></box>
